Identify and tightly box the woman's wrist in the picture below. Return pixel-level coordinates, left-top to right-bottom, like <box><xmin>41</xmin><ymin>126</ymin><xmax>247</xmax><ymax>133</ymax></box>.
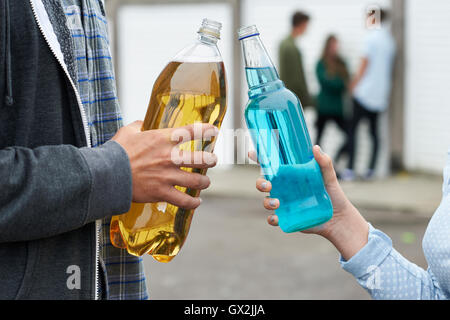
<box><xmin>322</xmin><ymin>203</ymin><xmax>369</xmax><ymax>261</ymax></box>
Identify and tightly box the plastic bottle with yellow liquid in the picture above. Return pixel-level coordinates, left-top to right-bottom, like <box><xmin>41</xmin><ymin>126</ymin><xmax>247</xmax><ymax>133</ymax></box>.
<box><xmin>110</xmin><ymin>19</ymin><xmax>227</xmax><ymax>262</ymax></box>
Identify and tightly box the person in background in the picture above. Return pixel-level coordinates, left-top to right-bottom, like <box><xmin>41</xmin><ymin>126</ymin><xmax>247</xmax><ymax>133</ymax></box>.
<box><xmin>315</xmin><ymin>35</ymin><xmax>350</xmax><ymax>163</ymax></box>
<box><xmin>279</xmin><ymin>11</ymin><xmax>313</xmax><ymax>108</ymax></box>
<box><xmin>342</xmin><ymin>8</ymin><xmax>396</xmax><ymax>181</ymax></box>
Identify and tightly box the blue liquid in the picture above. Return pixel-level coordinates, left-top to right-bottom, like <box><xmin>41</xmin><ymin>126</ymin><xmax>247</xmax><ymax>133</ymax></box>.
<box><xmin>245</xmin><ymin>67</ymin><xmax>333</xmax><ymax>233</ymax></box>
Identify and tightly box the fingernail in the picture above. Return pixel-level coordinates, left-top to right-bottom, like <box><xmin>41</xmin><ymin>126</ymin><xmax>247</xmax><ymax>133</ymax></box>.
<box><xmin>203</xmin><ymin>126</ymin><xmax>219</xmax><ymax>141</ymax></box>
<box><xmin>270</xmin><ymin>215</ymin><xmax>275</xmax><ymax>223</ymax></box>
<box><xmin>318</xmin><ymin>146</ymin><xmax>324</xmax><ymax>155</ymax></box>
<box><xmin>205</xmin><ymin>152</ymin><xmax>217</xmax><ymax>165</ymax></box>
<box><xmin>214</xmin><ymin>126</ymin><xmax>220</xmax><ymax>134</ymax></box>
<box><xmin>198</xmin><ymin>198</ymin><xmax>202</xmax><ymax>204</ymax></box>
<box><xmin>201</xmin><ymin>176</ymin><xmax>210</xmax><ymax>185</ymax></box>
<box><xmin>261</xmin><ymin>182</ymin><xmax>268</xmax><ymax>190</ymax></box>
<box><xmin>269</xmin><ymin>199</ymin><xmax>277</xmax><ymax>207</ymax></box>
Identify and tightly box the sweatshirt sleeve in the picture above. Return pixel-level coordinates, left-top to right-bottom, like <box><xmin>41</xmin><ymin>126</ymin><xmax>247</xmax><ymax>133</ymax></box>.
<box><xmin>339</xmin><ymin>224</ymin><xmax>449</xmax><ymax>300</ymax></box>
<box><xmin>0</xmin><ymin>140</ymin><xmax>132</xmax><ymax>243</ymax></box>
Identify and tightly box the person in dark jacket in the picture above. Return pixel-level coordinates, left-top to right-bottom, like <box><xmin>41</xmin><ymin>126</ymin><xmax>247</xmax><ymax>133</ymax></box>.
<box><xmin>315</xmin><ymin>35</ymin><xmax>350</xmax><ymax>163</ymax></box>
<box><xmin>279</xmin><ymin>11</ymin><xmax>313</xmax><ymax>108</ymax></box>
<box><xmin>0</xmin><ymin>0</ymin><xmax>217</xmax><ymax>300</ymax></box>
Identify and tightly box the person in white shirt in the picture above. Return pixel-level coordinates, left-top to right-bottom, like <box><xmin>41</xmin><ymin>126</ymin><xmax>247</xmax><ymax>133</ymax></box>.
<box><xmin>342</xmin><ymin>8</ymin><xmax>396</xmax><ymax>181</ymax></box>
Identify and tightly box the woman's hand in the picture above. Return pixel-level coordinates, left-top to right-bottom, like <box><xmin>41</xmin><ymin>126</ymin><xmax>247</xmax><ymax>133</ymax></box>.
<box><xmin>250</xmin><ymin>145</ymin><xmax>369</xmax><ymax>261</ymax></box>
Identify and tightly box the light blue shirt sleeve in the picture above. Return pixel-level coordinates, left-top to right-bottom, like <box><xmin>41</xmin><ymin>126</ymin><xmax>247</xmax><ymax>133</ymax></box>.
<box><xmin>340</xmin><ymin>150</ymin><xmax>450</xmax><ymax>300</ymax></box>
<box><xmin>339</xmin><ymin>224</ymin><xmax>448</xmax><ymax>300</ymax></box>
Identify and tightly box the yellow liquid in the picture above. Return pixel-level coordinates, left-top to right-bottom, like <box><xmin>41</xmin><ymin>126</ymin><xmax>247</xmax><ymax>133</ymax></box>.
<box><xmin>110</xmin><ymin>61</ymin><xmax>227</xmax><ymax>261</ymax></box>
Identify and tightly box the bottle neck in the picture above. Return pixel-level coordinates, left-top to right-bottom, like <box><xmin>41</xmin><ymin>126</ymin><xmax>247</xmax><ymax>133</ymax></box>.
<box><xmin>197</xmin><ymin>19</ymin><xmax>221</xmax><ymax>45</ymax></box>
<box><xmin>198</xmin><ymin>33</ymin><xmax>219</xmax><ymax>45</ymax></box>
<box><xmin>173</xmin><ymin>32</ymin><xmax>221</xmax><ymax>63</ymax></box>
<box><xmin>240</xmin><ymin>35</ymin><xmax>281</xmax><ymax>93</ymax></box>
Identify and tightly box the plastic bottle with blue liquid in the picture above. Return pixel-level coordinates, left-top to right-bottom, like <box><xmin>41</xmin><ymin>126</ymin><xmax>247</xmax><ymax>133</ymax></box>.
<box><xmin>238</xmin><ymin>25</ymin><xmax>333</xmax><ymax>232</ymax></box>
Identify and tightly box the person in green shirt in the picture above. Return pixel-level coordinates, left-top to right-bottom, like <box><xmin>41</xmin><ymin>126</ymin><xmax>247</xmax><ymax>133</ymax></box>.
<box><xmin>315</xmin><ymin>35</ymin><xmax>350</xmax><ymax>163</ymax></box>
<box><xmin>279</xmin><ymin>11</ymin><xmax>313</xmax><ymax>107</ymax></box>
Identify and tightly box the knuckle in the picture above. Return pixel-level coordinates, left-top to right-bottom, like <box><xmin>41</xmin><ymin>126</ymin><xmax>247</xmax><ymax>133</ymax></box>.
<box><xmin>164</xmin><ymin>156</ymin><xmax>176</xmax><ymax>167</ymax></box>
<box><xmin>190</xmin><ymin>197</ymin><xmax>201</xmax><ymax>209</ymax></box>
<box><xmin>160</xmin><ymin>187</ymin><xmax>172</xmax><ymax>201</ymax></box>
<box><xmin>203</xmin><ymin>176</ymin><xmax>211</xmax><ymax>188</ymax></box>
<box><xmin>180</xmin><ymin>196</ymin><xmax>194</xmax><ymax>209</ymax></box>
<box><xmin>192</xmin><ymin>174</ymin><xmax>204</xmax><ymax>188</ymax></box>
<box><xmin>156</xmin><ymin>132</ymin><xmax>168</xmax><ymax>145</ymax></box>
<box><xmin>206</xmin><ymin>152</ymin><xmax>218</xmax><ymax>166</ymax></box>
<box><xmin>164</xmin><ymin>147</ymin><xmax>176</xmax><ymax>160</ymax></box>
<box><xmin>195</xmin><ymin>175</ymin><xmax>210</xmax><ymax>189</ymax></box>
<box><xmin>150</xmin><ymin>130</ymin><xmax>167</xmax><ymax>144</ymax></box>
<box><xmin>117</xmin><ymin>126</ymin><xmax>128</xmax><ymax>136</ymax></box>
<box><xmin>155</xmin><ymin>173</ymin><xmax>169</xmax><ymax>186</ymax></box>
<box><xmin>324</xmin><ymin>153</ymin><xmax>333</xmax><ymax>165</ymax></box>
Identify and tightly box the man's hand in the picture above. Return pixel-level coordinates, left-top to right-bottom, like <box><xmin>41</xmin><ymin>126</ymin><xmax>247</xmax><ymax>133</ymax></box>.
<box><xmin>112</xmin><ymin>121</ymin><xmax>219</xmax><ymax>210</ymax></box>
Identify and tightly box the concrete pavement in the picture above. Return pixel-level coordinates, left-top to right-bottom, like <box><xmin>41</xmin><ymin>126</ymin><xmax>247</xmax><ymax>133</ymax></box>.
<box><xmin>143</xmin><ymin>196</ymin><xmax>429</xmax><ymax>299</ymax></box>
<box><xmin>142</xmin><ymin>165</ymin><xmax>441</xmax><ymax>299</ymax></box>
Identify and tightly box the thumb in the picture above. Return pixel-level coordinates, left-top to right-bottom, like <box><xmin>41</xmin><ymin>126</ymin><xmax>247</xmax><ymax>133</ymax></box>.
<box><xmin>248</xmin><ymin>150</ymin><xmax>259</xmax><ymax>164</ymax></box>
<box><xmin>127</xmin><ymin>120</ymin><xmax>144</xmax><ymax>132</ymax></box>
<box><xmin>313</xmin><ymin>145</ymin><xmax>338</xmax><ymax>187</ymax></box>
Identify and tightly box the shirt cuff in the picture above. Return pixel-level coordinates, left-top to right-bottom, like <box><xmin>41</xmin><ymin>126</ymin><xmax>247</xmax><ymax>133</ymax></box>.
<box><xmin>79</xmin><ymin>140</ymin><xmax>132</xmax><ymax>223</ymax></box>
<box><xmin>339</xmin><ymin>223</ymin><xmax>393</xmax><ymax>279</ymax></box>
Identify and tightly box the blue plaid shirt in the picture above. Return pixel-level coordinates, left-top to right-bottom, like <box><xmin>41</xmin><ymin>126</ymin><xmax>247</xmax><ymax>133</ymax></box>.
<box><xmin>57</xmin><ymin>0</ymin><xmax>148</xmax><ymax>299</ymax></box>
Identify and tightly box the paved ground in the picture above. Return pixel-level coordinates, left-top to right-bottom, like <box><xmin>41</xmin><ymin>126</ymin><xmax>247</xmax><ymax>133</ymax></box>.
<box><xmin>204</xmin><ymin>165</ymin><xmax>444</xmax><ymax>216</ymax></box>
<box><xmin>142</xmin><ymin>166</ymin><xmax>443</xmax><ymax>299</ymax></box>
<box><xmin>143</xmin><ymin>197</ymin><xmax>432</xmax><ymax>299</ymax></box>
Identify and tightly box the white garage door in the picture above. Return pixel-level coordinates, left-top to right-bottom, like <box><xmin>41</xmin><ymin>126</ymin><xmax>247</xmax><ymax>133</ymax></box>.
<box><xmin>405</xmin><ymin>0</ymin><xmax>450</xmax><ymax>173</ymax></box>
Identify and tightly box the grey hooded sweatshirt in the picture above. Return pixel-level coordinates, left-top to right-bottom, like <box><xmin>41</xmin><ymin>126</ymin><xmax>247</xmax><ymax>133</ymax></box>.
<box><xmin>0</xmin><ymin>0</ymin><xmax>132</xmax><ymax>299</ymax></box>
